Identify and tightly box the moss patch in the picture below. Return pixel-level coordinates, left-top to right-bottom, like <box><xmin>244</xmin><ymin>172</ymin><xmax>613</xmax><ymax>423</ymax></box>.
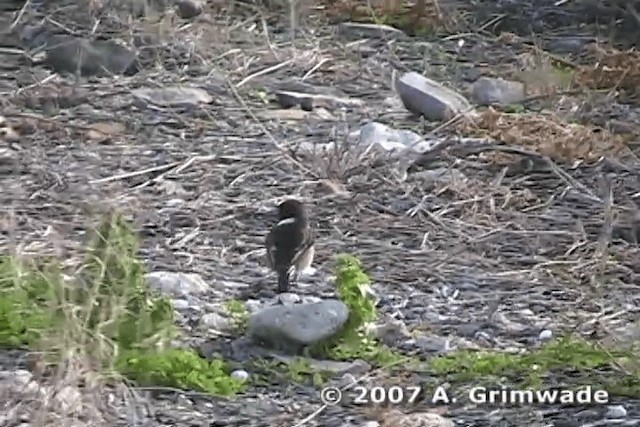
<box><xmin>116</xmin><ymin>348</ymin><xmax>245</xmax><ymax>395</ymax></box>
<box><xmin>429</xmin><ymin>336</ymin><xmax>640</xmax><ymax>397</ymax></box>
<box><xmin>224</xmin><ymin>299</ymin><xmax>250</xmax><ymax>332</ymax></box>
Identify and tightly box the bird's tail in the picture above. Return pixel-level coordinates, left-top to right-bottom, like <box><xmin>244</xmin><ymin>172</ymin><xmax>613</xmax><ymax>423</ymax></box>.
<box><xmin>277</xmin><ymin>271</ymin><xmax>290</xmax><ymax>293</ymax></box>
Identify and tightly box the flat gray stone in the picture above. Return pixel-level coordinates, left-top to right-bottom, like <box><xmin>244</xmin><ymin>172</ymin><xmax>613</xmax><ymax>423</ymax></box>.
<box><xmin>396</xmin><ymin>72</ymin><xmax>472</xmax><ymax>121</ymax></box>
<box><xmin>336</xmin><ymin>22</ymin><xmax>406</xmax><ymax>40</ymax></box>
<box><xmin>199</xmin><ymin>312</ymin><xmax>233</xmax><ymax>333</ymax></box>
<box><xmin>353</xmin><ymin>122</ymin><xmax>437</xmax><ymax>153</ymax></box>
<box><xmin>471</xmin><ymin>76</ymin><xmax>526</xmax><ymax>106</ymax></box>
<box><xmin>274</xmin><ymin>90</ymin><xmax>363</xmax><ymax>111</ymax></box>
<box><xmin>272</xmin><ymin>355</ymin><xmax>371</xmax><ymax>376</ymax></box>
<box><xmin>546</xmin><ymin>36</ymin><xmax>594</xmax><ymax>55</ymax></box>
<box><xmin>247</xmin><ymin>299</ymin><xmax>349</xmax><ymax>354</ymax></box>
<box><xmin>146</xmin><ymin>271</ymin><xmax>210</xmax><ymax>297</ymax></box>
<box><xmin>384</xmin><ymin>411</ymin><xmax>455</xmax><ymax>427</ymax></box>
<box><xmin>369</xmin><ymin>315</ymin><xmax>411</xmax><ymax>347</ymax></box>
<box><xmin>132</xmin><ymin>87</ymin><xmax>213</xmax><ymax>108</ymax></box>
<box><xmin>413</xmin><ymin>334</ymin><xmax>452</xmax><ymax>353</ymax></box>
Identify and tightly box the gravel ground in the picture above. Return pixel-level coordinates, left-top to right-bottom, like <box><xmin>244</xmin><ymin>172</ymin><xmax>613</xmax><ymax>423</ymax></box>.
<box><xmin>1</xmin><ymin>0</ymin><xmax>640</xmax><ymax>426</ymax></box>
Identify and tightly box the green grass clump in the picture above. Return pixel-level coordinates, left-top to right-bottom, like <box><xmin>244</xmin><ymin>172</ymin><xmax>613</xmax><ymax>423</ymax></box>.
<box><xmin>0</xmin><ymin>211</ymin><xmax>245</xmax><ymax>396</ymax></box>
<box><xmin>312</xmin><ymin>254</ymin><xmax>406</xmax><ymax>365</ymax></box>
<box><xmin>429</xmin><ymin>336</ymin><xmax>640</xmax><ymax>396</ymax></box>
<box><xmin>79</xmin><ymin>212</ymin><xmax>175</xmax><ymax>352</ymax></box>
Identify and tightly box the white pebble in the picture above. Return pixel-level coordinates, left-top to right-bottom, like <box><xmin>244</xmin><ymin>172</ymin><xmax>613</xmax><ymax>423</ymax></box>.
<box><xmin>361</xmin><ymin>422</ymin><xmax>379</xmax><ymax>427</ymax></box>
<box><xmin>244</xmin><ymin>299</ymin><xmax>262</xmax><ymax>312</ymax></box>
<box><xmin>172</xmin><ymin>299</ymin><xmax>190</xmax><ymax>310</ymax></box>
<box><xmin>538</xmin><ymin>329</ymin><xmax>553</xmax><ymax>341</ymax></box>
<box><xmin>606</xmin><ymin>405</ymin><xmax>627</xmax><ymax>418</ymax></box>
<box><xmin>338</xmin><ymin>373</ymin><xmax>357</xmax><ymax>388</ymax></box>
<box><xmin>231</xmin><ymin>370</ymin><xmax>249</xmax><ymax>381</ymax></box>
<box><xmin>278</xmin><ymin>293</ymin><xmax>300</xmax><ymax>306</ymax></box>
<box><xmin>299</xmin><ymin>267</ymin><xmax>317</xmax><ymax>276</ymax></box>
<box><xmin>166</xmin><ymin>198</ymin><xmax>185</xmax><ymax>207</ymax></box>
<box><xmin>302</xmin><ymin>296</ymin><xmax>322</xmax><ymax>304</ymax></box>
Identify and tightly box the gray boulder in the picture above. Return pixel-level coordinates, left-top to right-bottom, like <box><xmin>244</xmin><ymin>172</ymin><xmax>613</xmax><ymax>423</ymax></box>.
<box><xmin>247</xmin><ymin>299</ymin><xmax>349</xmax><ymax>354</ymax></box>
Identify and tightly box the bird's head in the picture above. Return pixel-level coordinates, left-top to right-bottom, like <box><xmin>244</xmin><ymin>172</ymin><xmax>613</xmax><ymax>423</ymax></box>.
<box><xmin>277</xmin><ymin>198</ymin><xmax>307</xmax><ymax>221</ymax></box>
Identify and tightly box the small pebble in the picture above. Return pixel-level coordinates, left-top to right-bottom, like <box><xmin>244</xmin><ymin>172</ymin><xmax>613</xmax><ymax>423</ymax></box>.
<box><xmin>199</xmin><ymin>312</ymin><xmax>233</xmax><ymax>331</ymax></box>
<box><xmin>362</xmin><ymin>422</ymin><xmax>380</xmax><ymax>427</ymax></box>
<box><xmin>538</xmin><ymin>329</ymin><xmax>553</xmax><ymax>341</ymax></box>
<box><xmin>231</xmin><ymin>370</ymin><xmax>249</xmax><ymax>381</ymax></box>
<box><xmin>278</xmin><ymin>293</ymin><xmax>300</xmax><ymax>306</ymax></box>
<box><xmin>302</xmin><ymin>296</ymin><xmax>322</xmax><ymax>304</ymax></box>
<box><xmin>245</xmin><ymin>299</ymin><xmax>262</xmax><ymax>312</ymax></box>
<box><xmin>300</xmin><ymin>267</ymin><xmax>317</xmax><ymax>276</ymax></box>
<box><xmin>338</xmin><ymin>373</ymin><xmax>357</xmax><ymax>388</ymax></box>
<box><xmin>606</xmin><ymin>405</ymin><xmax>627</xmax><ymax>418</ymax></box>
<box><xmin>172</xmin><ymin>299</ymin><xmax>190</xmax><ymax>310</ymax></box>
<box><xmin>165</xmin><ymin>198</ymin><xmax>185</xmax><ymax>207</ymax></box>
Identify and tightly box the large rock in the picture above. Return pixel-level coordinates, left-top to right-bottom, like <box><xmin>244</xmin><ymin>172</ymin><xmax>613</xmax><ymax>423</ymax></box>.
<box><xmin>396</xmin><ymin>72</ymin><xmax>472</xmax><ymax>121</ymax></box>
<box><xmin>42</xmin><ymin>36</ymin><xmax>138</xmax><ymax>76</ymax></box>
<box><xmin>247</xmin><ymin>299</ymin><xmax>349</xmax><ymax>354</ymax></box>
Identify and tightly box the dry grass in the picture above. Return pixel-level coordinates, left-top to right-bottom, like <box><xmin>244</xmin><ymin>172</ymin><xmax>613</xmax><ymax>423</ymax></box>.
<box><xmin>321</xmin><ymin>0</ymin><xmax>459</xmax><ymax>33</ymax></box>
<box><xmin>454</xmin><ymin>107</ymin><xmax>630</xmax><ymax>163</ymax></box>
<box><xmin>575</xmin><ymin>44</ymin><xmax>640</xmax><ymax>93</ymax></box>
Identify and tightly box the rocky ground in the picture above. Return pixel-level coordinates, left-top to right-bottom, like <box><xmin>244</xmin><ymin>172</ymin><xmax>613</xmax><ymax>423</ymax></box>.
<box><xmin>2</xmin><ymin>0</ymin><xmax>640</xmax><ymax>426</ymax></box>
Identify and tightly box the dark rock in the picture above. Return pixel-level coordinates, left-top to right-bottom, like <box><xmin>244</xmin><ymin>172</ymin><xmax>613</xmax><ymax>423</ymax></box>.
<box><xmin>396</xmin><ymin>72</ymin><xmax>473</xmax><ymax>121</ymax></box>
<box><xmin>41</xmin><ymin>36</ymin><xmax>138</xmax><ymax>76</ymax></box>
<box><xmin>175</xmin><ymin>0</ymin><xmax>204</xmax><ymax>19</ymax></box>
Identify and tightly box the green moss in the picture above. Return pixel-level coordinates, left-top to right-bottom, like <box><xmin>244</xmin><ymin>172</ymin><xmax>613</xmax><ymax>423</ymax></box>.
<box><xmin>116</xmin><ymin>348</ymin><xmax>246</xmax><ymax>395</ymax></box>
<box><xmin>286</xmin><ymin>357</ymin><xmax>328</xmax><ymax>386</ymax></box>
<box><xmin>224</xmin><ymin>299</ymin><xmax>249</xmax><ymax>331</ymax></box>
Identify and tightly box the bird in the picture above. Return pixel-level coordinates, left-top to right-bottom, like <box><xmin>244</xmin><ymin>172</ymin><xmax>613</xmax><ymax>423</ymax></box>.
<box><xmin>265</xmin><ymin>198</ymin><xmax>315</xmax><ymax>293</ymax></box>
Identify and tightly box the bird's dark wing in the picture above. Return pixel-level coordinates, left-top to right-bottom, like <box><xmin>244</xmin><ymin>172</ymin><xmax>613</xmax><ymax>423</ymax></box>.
<box><xmin>266</xmin><ymin>220</ymin><xmax>310</xmax><ymax>272</ymax></box>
